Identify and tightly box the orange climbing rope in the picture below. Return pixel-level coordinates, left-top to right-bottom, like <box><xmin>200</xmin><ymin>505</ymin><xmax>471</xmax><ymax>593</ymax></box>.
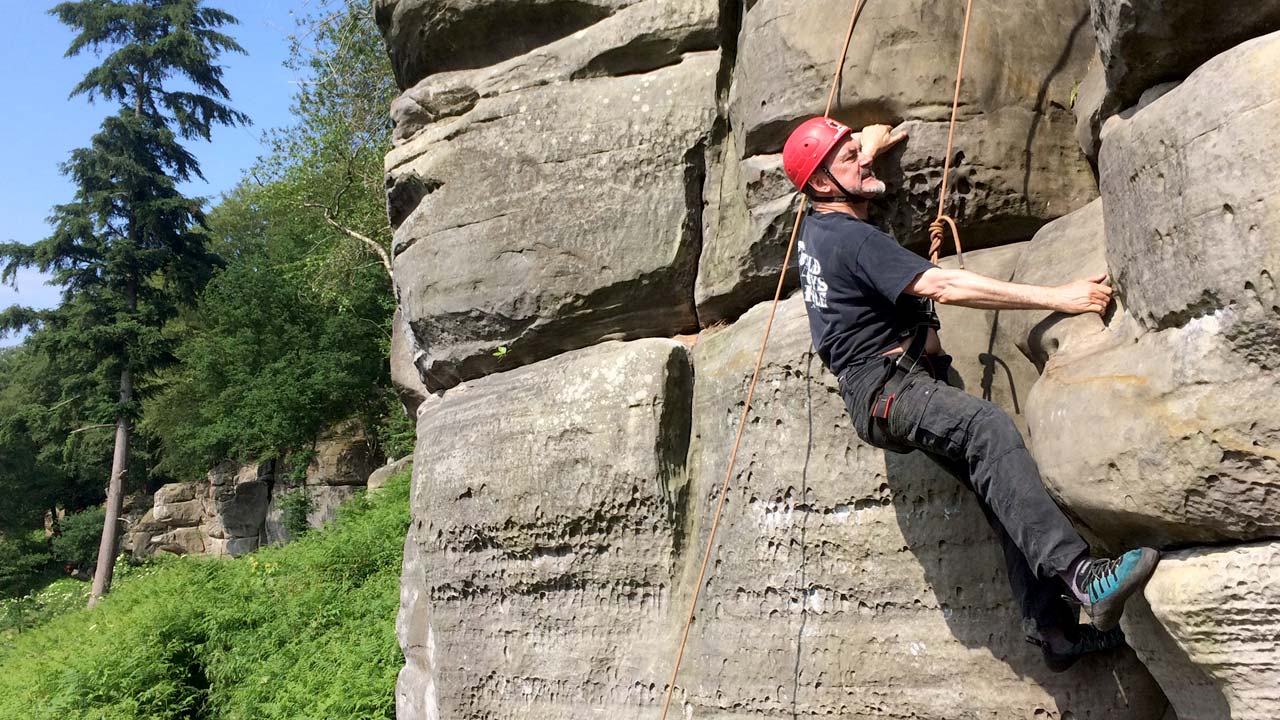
<box><xmin>930</xmin><ymin>0</ymin><xmax>975</xmax><ymax>267</ymax></box>
<box><xmin>655</xmin><ymin>2</ymin><xmax>973</xmax><ymax>717</ymax></box>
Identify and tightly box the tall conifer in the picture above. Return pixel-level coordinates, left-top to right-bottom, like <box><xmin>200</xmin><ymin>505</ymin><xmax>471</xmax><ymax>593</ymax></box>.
<box><xmin>0</xmin><ymin>0</ymin><xmax>247</xmax><ymax>605</ymax></box>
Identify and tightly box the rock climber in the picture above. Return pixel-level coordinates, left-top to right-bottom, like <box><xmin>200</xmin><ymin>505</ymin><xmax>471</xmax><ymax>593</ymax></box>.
<box><xmin>782</xmin><ymin>116</ymin><xmax>1160</xmax><ymax>671</ymax></box>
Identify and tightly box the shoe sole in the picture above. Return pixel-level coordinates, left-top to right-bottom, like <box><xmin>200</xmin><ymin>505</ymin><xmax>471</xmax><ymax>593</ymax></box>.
<box><xmin>1088</xmin><ymin>547</ymin><xmax>1160</xmax><ymax>631</ymax></box>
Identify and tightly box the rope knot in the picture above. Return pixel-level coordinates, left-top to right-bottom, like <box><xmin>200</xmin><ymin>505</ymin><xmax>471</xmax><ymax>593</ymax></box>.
<box><xmin>929</xmin><ymin>214</ymin><xmax>965</xmax><ymax>268</ymax></box>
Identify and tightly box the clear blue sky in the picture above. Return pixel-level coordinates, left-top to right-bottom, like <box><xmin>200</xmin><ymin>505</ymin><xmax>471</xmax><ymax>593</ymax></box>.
<box><xmin>0</xmin><ymin>0</ymin><xmax>316</xmax><ymax>347</ymax></box>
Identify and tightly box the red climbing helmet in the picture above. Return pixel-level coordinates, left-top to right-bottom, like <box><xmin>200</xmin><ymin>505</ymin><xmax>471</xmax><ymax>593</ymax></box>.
<box><xmin>782</xmin><ymin>116</ymin><xmax>852</xmax><ymax>192</ymax></box>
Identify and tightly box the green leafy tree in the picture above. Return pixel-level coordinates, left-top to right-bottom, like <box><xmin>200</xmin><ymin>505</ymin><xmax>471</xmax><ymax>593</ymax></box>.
<box><xmin>0</xmin><ymin>0</ymin><xmax>247</xmax><ymax>606</ymax></box>
<box><xmin>265</xmin><ymin>0</ymin><xmax>398</xmax><ymax>286</ymax></box>
<box><xmin>142</xmin><ymin>0</ymin><xmax>408</xmax><ymax>480</ymax></box>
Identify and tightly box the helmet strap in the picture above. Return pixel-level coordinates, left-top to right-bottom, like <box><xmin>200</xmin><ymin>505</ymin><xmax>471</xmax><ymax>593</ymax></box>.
<box><xmin>808</xmin><ymin>167</ymin><xmax>872</xmax><ymax>204</ymax></box>
<box><xmin>823</xmin><ymin>167</ymin><xmax>866</xmax><ymax>201</ymax></box>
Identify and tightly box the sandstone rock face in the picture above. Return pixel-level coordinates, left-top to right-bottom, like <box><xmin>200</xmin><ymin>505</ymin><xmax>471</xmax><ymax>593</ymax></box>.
<box><xmin>307</xmin><ymin>421</ymin><xmax>382</xmax><ymax>487</ymax></box>
<box><xmin>1089</xmin><ymin>0</ymin><xmax>1280</xmax><ymax>107</ymax></box>
<box><xmin>396</xmin><ymin>338</ymin><xmax>694</xmax><ymax>717</ymax></box>
<box><xmin>1101</xmin><ymin>32</ymin><xmax>1280</xmax><ymax>339</ymax></box>
<box><xmin>374</xmin><ymin>0</ymin><xmax>657</xmax><ymax>88</ymax></box>
<box><xmin>127</xmin><ymin>426</ymin><xmax>384</xmax><ymax>558</ymax></box>
<box><xmin>389</xmin><ymin>41</ymin><xmax>718</xmax><ymax>391</ymax></box>
<box><xmin>1123</xmin><ymin>542</ymin><xmax>1280</xmax><ymax>720</ymax></box>
<box><xmin>382</xmin><ymin>3</ymin><xmax>1280</xmax><ymax>719</ymax></box>
<box><xmin>1019</xmin><ymin>35</ymin><xmax>1280</xmax><ymax>550</ymax></box>
<box><xmin>697</xmin><ymin>0</ymin><xmax>1099</xmax><ymax>324</ymax></box>
<box><xmin>677</xmin><ymin>296</ymin><xmax>1162</xmax><ymax>719</ymax></box>
<box><xmin>1006</xmin><ymin>199</ymin><xmax>1108</xmax><ymax>373</ymax></box>
<box><xmin>391</xmin><ymin>307</ymin><xmax>429</xmax><ymax>416</ymax></box>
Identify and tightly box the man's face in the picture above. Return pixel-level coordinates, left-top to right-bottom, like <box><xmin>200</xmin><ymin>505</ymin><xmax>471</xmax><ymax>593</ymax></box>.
<box><xmin>813</xmin><ymin>134</ymin><xmax>887</xmax><ymax>198</ymax></box>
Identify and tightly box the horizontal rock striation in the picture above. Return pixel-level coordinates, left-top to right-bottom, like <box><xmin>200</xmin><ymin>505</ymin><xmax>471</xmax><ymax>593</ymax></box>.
<box><xmin>396</xmin><ymin>338</ymin><xmax>694</xmax><ymax>717</ymax></box>
<box><xmin>382</xmin><ymin>3</ymin><xmax>1280</xmax><ymax>719</ymax></box>
<box><xmin>389</xmin><ymin>30</ymin><xmax>718</xmax><ymax>391</ymax></box>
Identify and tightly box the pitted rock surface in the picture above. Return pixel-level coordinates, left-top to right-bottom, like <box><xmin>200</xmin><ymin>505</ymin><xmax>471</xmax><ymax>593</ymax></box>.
<box><xmin>674</xmin><ymin>295</ymin><xmax>1161</xmax><ymax>719</ymax></box>
<box><xmin>1020</xmin><ymin>34</ymin><xmax>1280</xmax><ymax>550</ymax></box>
<box><xmin>396</xmin><ymin>338</ymin><xmax>693</xmax><ymax>718</ymax></box>
<box><xmin>1123</xmin><ymin>541</ymin><xmax>1280</xmax><ymax>720</ymax></box>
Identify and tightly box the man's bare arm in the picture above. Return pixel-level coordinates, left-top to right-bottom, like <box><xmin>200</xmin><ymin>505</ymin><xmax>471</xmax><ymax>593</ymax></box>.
<box><xmin>906</xmin><ymin>267</ymin><xmax>1113</xmax><ymax>315</ymax></box>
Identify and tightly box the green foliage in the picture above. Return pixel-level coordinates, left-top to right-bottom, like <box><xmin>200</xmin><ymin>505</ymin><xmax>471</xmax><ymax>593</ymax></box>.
<box><xmin>50</xmin><ymin>507</ymin><xmax>108</xmax><ymax>573</ymax></box>
<box><xmin>0</xmin><ymin>466</ymin><xmax>411</xmax><ymax>719</ymax></box>
<box><xmin>139</xmin><ymin>225</ymin><xmax>391</xmax><ymax>479</ymax></box>
<box><xmin>1</xmin><ymin>576</ymin><xmax>90</xmax><ymax>638</ymax></box>
<box><xmin>0</xmin><ymin>0</ymin><xmax>407</xmax><ymax>597</ymax></box>
<box><xmin>0</xmin><ymin>1</ymin><xmax>250</xmax><ymax>600</ymax></box>
<box><xmin>139</xmin><ymin>0</ymin><xmax>401</xmax><ymax>481</ymax></box>
<box><xmin>369</xmin><ymin>387</ymin><xmax>416</xmax><ymax>461</ymax></box>
<box><xmin>278</xmin><ymin>488</ymin><xmax>312</xmax><ymax>538</ymax></box>
<box><xmin>0</xmin><ymin>532</ymin><xmax>55</xmax><ymax>599</ymax></box>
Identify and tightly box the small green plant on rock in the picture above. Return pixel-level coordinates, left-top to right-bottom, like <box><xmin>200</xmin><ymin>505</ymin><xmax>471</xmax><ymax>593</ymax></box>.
<box><xmin>279</xmin><ymin>488</ymin><xmax>313</xmax><ymax>538</ymax></box>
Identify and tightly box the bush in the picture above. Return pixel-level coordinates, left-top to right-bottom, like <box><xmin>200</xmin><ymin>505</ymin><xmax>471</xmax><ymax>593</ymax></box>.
<box><xmin>0</xmin><ymin>531</ymin><xmax>54</xmax><ymax>598</ymax></box>
<box><xmin>0</xmin><ymin>465</ymin><xmax>411</xmax><ymax>720</ymax></box>
<box><xmin>50</xmin><ymin>506</ymin><xmax>106</xmax><ymax>575</ymax></box>
<box><xmin>278</xmin><ymin>487</ymin><xmax>313</xmax><ymax>538</ymax></box>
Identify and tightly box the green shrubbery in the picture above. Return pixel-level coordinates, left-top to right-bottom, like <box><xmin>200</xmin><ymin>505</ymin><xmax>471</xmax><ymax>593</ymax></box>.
<box><xmin>0</xmin><ymin>466</ymin><xmax>410</xmax><ymax>720</ymax></box>
<box><xmin>50</xmin><ymin>507</ymin><xmax>107</xmax><ymax>574</ymax></box>
<box><xmin>0</xmin><ymin>532</ymin><xmax>54</xmax><ymax>598</ymax></box>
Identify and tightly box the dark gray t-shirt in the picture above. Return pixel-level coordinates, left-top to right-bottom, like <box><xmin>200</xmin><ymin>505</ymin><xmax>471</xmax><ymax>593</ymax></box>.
<box><xmin>797</xmin><ymin>209</ymin><xmax>937</xmax><ymax>377</ymax></box>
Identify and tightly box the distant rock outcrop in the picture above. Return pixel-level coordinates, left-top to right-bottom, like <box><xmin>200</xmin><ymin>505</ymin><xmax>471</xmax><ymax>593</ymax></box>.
<box><xmin>379</xmin><ymin>2</ymin><xmax>1280</xmax><ymax>718</ymax></box>
<box><xmin>124</xmin><ymin>422</ymin><xmax>396</xmax><ymax>559</ymax></box>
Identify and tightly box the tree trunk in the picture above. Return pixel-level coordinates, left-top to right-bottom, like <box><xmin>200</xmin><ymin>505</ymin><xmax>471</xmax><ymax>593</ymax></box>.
<box><xmin>87</xmin><ymin>369</ymin><xmax>131</xmax><ymax>607</ymax></box>
<box><xmin>88</xmin><ymin>279</ymin><xmax>136</xmax><ymax>608</ymax></box>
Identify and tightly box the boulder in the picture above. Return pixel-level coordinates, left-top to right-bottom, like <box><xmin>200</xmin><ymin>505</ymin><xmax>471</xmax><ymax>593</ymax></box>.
<box><xmin>396</xmin><ymin>338</ymin><xmax>694</xmax><ymax>718</ymax></box>
<box><xmin>1123</xmin><ymin>541</ymin><xmax>1280</xmax><ymax>720</ymax></box>
<box><xmin>384</xmin><ymin>0</ymin><xmax>719</xmax><ymax>142</ymax></box>
<box><xmin>368</xmin><ymin>455</ymin><xmax>412</xmax><ymax>492</ymax></box>
<box><xmin>1019</xmin><ymin>33</ymin><xmax>1280</xmax><ymax>549</ymax></box>
<box><xmin>205</xmin><ymin>479</ymin><xmax>270</xmax><ymax>543</ymax></box>
<box><xmin>150</xmin><ymin>526</ymin><xmax>205</xmax><ymax>556</ymax></box>
<box><xmin>1089</xmin><ymin>0</ymin><xmax>1280</xmax><ymax>107</ymax></box>
<box><xmin>153</xmin><ymin>482</ymin><xmax>199</xmax><ymax>505</ymax></box>
<box><xmin>675</xmin><ymin>295</ymin><xmax>1162</xmax><ymax>718</ymax></box>
<box><xmin>1100</xmin><ymin>31</ymin><xmax>1280</xmax><ymax>339</ymax></box>
<box><xmin>699</xmin><ymin>0</ymin><xmax>1098</xmax><ymax>325</ymax></box>
<box><xmin>694</xmin><ymin>135</ymin><xmax>800</xmax><ymax>325</ymax></box>
<box><xmin>1014</xmin><ymin>34</ymin><xmax>1280</xmax><ymax>548</ymax></box>
<box><xmin>151</xmin><ymin>484</ymin><xmax>204</xmax><ymax>528</ymax></box>
<box><xmin>1005</xmin><ymin>199</ymin><xmax>1109</xmax><ymax>372</ymax></box>
<box><xmin>390</xmin><ymin>50</ymin><xmax>718</xmax><ymax>392</ymax></box>
<box><xmin>1027</xmin><ymin>309</ymin><xmax>1280</xmax><ymax>549</ymax></box>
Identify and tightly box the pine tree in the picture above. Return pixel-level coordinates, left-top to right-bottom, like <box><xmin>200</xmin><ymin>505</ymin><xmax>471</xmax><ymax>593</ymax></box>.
<box><xmin>0</xmin><ymin>0</ymin><xmax>248</xmax><ymax>606</ymax></box>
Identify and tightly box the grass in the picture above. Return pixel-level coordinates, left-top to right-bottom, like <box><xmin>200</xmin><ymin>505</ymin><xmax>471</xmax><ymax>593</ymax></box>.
<box><xmin>0</xmin><ymin>466</ymin><xmax>411</xmax><ymax>720</ymax></box>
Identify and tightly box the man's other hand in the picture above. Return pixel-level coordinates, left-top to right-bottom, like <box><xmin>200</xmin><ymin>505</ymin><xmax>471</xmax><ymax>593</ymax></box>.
<box><xmin>1053</xmin><ymin>273</ymin><xmax>1113</xmax><ymax>315</ymax></box>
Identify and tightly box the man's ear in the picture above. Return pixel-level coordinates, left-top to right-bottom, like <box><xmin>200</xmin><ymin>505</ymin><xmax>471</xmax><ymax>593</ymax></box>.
<box><xmin>807</xmin><ymin>171</ymin><xmax>833</xmax><ymax>195</ymax></box>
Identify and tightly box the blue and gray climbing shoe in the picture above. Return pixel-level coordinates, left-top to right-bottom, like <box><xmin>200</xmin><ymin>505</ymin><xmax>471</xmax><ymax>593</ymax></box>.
<box><xmin>1072</xmin><ymin>548</ymin><xmax>1160</xmax><ymax>631</ymax></box>
<box><xmin>1028</xmin><ymin>624</ymin><xmax>1128</xmax><ymax>673</ymax></box>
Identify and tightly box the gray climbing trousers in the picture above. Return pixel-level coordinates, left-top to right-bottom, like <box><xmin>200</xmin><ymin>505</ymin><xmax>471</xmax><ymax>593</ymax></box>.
<box><xmin>838</xmin><ymin>353</ymin><xmax>1090</xmax><ymax>633</ymax></box>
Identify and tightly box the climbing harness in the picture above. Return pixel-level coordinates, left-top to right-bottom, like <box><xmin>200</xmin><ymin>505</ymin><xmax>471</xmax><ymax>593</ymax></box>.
<box><xmin>656</xmin><ymin>1</ymin><xmax>975</xmax><ymax>717</ymax></box>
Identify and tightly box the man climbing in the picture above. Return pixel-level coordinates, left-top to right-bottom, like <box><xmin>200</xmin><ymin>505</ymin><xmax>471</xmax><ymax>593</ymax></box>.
<box><xmin>783</xmin><ymin>116</ymin><xmax>1159</xmax><ymax>671</ymax></box>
